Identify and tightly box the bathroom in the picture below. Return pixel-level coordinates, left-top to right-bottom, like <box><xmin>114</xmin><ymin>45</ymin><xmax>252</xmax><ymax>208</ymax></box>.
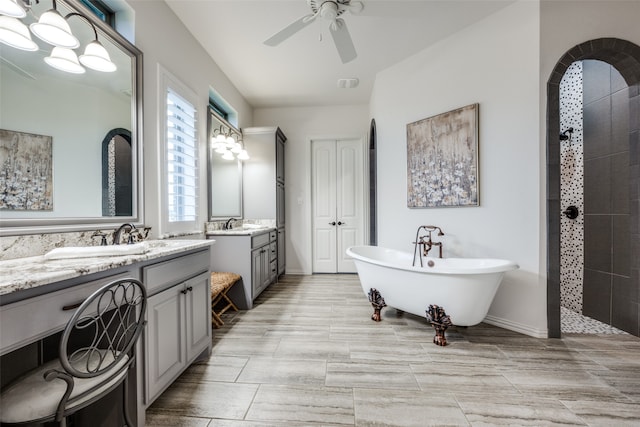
<box><xmin>1</xmin><ymin>0</ymin><xmax>639</xmax><ymax>425</ymax></box>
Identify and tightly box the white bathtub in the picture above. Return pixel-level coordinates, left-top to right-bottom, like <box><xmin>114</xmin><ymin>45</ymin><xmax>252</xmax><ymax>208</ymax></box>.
<box><xmin>346</xmin><ymin>245</ymin><xmax>519</xmax><ymax>326</ymax></box>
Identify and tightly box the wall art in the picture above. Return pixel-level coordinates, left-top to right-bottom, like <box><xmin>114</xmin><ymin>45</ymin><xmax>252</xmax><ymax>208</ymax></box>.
<box><xmin>0</xmin><ymin>129</ymin><xmax>53</xmax><ymax>211</ymax></box>
<box><xmin>407</xmin><ymin>103</ymin><xmax>479</xmax><ymax>207</ymax></box>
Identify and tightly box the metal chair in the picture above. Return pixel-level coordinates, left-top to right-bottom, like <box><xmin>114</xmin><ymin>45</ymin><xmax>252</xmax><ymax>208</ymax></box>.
<box><xmin>0</xmin><ymin>278</ymin><xmax>147</xmax><ymax>427</ymax></box>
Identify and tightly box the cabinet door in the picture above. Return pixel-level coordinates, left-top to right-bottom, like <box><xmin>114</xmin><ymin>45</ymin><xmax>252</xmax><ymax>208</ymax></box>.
<box><xmin>276</xmin><ymin>134</ymin><xmax>285</xmax><ymax>184</ymax></box>
<box><xmin>277</xmin><ymin>228</ymin><xmax>286</xmax><ymax>276</ymax></box>
<box><xmin>276</xmin><ymin>182</ymin><xmax>285</xmax><ymax>226</ymax></box>
<box><xmin>145</xmin><ymin>286</ymin><xmax>185</xmax><ymax>404</ymax></box>
<box><xmin>261</xmin><ymin>246</ymin><xmax>271</xmax><ymax>290</ymax></box>
<box><xmin>184</xmin><ymin>272</ymin><xmax>211</xmax><ymax>362</ymax></box>
<box><xmin>251</xmin><ymin>247</ymin><xmax>262</xmax><ymax>298</ymax></box>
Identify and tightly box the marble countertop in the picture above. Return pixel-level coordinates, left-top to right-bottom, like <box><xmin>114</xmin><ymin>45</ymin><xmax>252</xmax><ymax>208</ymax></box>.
<box><xmin>0</xmin><ymin>239</ymin><xmax>215</xmax><ymax>297</ymax></box>
<box><xmin>206</xmin><ymin>226</ymin><xmax>275</xmax><ymax>236</ymax></box>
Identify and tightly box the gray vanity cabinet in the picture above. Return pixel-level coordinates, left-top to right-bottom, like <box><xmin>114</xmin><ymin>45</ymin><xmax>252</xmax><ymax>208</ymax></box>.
<box><xmin>142</xmin><ymin>252</ymin><xmax>211</xmax><ymax>405</ymax></box>
<box><xmin>208</xmin><ymin>229</ymin><xmax>277</xmax><ymax>310</ymax></box>
<box><xmin>243</xmin><ymin>127</ymin><xmax>286</xmax><ymax>277</ymax></box>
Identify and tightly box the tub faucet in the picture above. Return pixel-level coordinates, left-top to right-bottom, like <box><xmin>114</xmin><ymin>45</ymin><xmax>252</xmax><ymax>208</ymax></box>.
<box><xmin>412</xmin><ymin>225</ymin><xmax>445</xmax><ymax>266</ymax></box>
<box><xmin>223</xmin><ymin>218</ymin><xmax>237</xmax><ymax>230</ymax></box>
<box><xmin>113</xmin><ymin>223</ymin><xmax>137</xmax><ymax>245</ymax></box>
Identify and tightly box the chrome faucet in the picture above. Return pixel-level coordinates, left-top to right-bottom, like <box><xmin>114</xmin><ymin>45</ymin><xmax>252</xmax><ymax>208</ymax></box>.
<box><xmin>223</xmin><ymin>218</ymin><xmax>237</xmax><ymax>230</ymax></box>
<box><xmin>113</xmin><ymin>223</ymin><xmax>137</xmax><ymax>245</ymax></box>
<box><xmin>412</xmin><ymin>225</ymin><xmax>445</xmax><ymax>266</ymax></box>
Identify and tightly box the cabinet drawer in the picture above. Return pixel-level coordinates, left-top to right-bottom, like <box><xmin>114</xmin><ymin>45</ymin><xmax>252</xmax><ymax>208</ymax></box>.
<box><xmin>269</xmin><ymin>242</ymin><xmax>277</xmax><ymax>262</ymax></box>
<box><xmin>143</xmin><ymin>250</ymin><xmax>210</xmax><ymax>295</ymax></box>
<box><xmin>251</xmin><ymin>232</ymin><xmax>270</xmax><ymax>249</ymax></box>
<box><xmin>0</xmin><ymin>271</ymin><xmax>134</xmax><ymax>356</ymax></box>
<box><xmin>269</xmin><ymin>230</ymin><xmax>277</xmax><ymax>242</ymax></box>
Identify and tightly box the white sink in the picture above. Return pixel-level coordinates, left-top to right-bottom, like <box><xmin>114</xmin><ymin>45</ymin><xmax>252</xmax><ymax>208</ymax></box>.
<box><xmin>44</xmin><ymin>242</ymin><xmax>149</xmax><ymax>260</ymax></box>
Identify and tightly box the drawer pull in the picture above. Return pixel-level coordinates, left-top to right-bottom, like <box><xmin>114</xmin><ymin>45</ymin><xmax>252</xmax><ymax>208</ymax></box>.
<box><xmin>62</xmin><ymin>302</ymin><xmax>82</xmax><ymax>311</ymax></box>
<box><xmin>181</xmin><ymin>286</ymin><xmax>193</xmax><ymax>294</ymax></box>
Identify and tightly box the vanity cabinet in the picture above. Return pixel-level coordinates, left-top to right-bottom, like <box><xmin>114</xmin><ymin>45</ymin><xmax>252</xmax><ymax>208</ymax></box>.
<box><xmin>208</xmin><ymin>229</ymin><xmax>277</xmax><ymax>310</ymax></box>
<box><xmin>142</xmin><ymin>252</ymin><xmax>211</xmax><ymax>404</ymax></box>
<box><xmin>0</xmin><ymin>241</ymin><xmax>214</xmax><ymax>427</ymax></box>
<box><xmin>243</xmin><ymin>127</ymin><xmax>286</xmax><ymax>276</ymax></box>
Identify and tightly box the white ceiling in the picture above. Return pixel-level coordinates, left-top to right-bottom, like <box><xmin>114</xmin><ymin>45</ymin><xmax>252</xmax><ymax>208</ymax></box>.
<box><xmin>165</xmin><ymin>0</ymin><xmax>515</xmax><ymax>108</ymax></box>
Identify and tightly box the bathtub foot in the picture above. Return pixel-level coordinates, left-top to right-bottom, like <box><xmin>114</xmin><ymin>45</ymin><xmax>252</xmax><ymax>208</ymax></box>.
<box><xmin>425</xmin><ymin>304</ymin><xmax>452</xmax><ymax>346</ymax></box>
<box><xmin>368</xmin><ymin>288</ymin><xmax>386</xmax><ymax>322</ymax></box>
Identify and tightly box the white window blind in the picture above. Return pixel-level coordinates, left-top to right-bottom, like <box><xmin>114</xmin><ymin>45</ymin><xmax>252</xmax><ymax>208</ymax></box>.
<box><xmin>166</xmin><ymin>88</ymin><xmax>197</xmax><ymax>222</ymax></box>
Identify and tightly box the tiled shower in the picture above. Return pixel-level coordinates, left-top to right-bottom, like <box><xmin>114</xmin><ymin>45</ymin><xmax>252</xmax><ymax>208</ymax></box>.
<box><xmin>559</xmin><ymin>59</ymin><xmax>638</xmax><ymax>335</ymax></box>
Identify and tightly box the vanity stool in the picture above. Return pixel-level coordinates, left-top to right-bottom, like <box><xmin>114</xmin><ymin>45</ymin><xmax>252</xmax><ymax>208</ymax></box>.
<box><xmin>210</xmin><ymin>272</ymin><xmax>240</xmax><ymax>328</ymax></box>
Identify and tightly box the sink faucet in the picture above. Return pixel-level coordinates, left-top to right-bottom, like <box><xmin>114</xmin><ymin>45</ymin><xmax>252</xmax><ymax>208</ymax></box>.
<box><xmin>223</xmin><ymin>218</ymin><xmax>237</xmax><ymax>230</ymax></box>
<box><xmin>113</xmin><ymin>223</ymin><xmax>137</xmax><ymax>245</ymax></box>
<box><xmin>412</xmin><ymin>225</ymin><xmax>445</xmax><ymax>266</ymax></box>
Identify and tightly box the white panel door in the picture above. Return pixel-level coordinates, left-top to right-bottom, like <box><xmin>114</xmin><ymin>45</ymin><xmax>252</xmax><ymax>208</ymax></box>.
<box><xmin>312</xmin><ymin>140</ymin><xmax>337</xmax><ymax>273</ymax></box>
<box><xmin>336</xmin><ymin>139</ymin><xmax>364</xmax><ymax>272</ymax></box>
<box><xmin>312</xmin><ymin>138</ymin><xmax>364</xmax><ymax>273</ymax></box>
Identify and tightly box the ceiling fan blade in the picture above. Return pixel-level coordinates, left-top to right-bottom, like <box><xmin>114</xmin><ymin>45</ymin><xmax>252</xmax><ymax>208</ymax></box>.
<box><xmin>264</xmin><ymin>14</ymin><xmax>316</xmax><ymax>46</ymax></box>
<box><xmin>329</xmin><ymin>18</ymin><xmax>357</xmax><ymax>64</ymax></box>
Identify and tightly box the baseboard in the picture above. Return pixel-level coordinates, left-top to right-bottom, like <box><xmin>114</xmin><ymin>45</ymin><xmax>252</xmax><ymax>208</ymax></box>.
<box><xmin>483</xmin><ymin>315</ymin><xmax>548</xmax><ymax>339</ymax></box>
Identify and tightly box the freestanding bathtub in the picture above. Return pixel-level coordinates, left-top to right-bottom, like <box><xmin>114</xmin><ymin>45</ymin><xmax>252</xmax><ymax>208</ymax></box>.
<box><xmin>346</xmin><ymin>245</ymin><xmax>519</xmax><ymax>327</ymax></box>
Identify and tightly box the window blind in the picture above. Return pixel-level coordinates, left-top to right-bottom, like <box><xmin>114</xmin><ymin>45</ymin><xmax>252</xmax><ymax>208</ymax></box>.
<box><xmin>166</xmin><ymin>88</ymin><xmax>197</xmax><ymax>222</ymax></box>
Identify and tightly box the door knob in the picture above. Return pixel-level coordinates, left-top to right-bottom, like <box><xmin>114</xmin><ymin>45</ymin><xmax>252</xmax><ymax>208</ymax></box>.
<box><xmin>337</xmin><ymin>221</ymin><xmax>346</xmax><ymax>226</ymax></box>
<box><xmin>329</xmin><ymin>221</ymin><xmax>336</xmax><ymax>226</ymax></box>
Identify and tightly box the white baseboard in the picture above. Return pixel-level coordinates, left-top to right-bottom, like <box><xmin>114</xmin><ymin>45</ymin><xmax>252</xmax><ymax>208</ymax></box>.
<box><xmin>483</xmin><ymin>315</ymin><xmax>548</xmax><ymax>339</ymax></box>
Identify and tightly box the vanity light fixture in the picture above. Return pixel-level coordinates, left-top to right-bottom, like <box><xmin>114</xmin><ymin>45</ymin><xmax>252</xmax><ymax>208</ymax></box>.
<box><xmin>0</xmin><ymin>0</ymin><xmax>117</xmax><ymax>73</ymax></box>
<box><xmin>30</xmin><ymin>2</ymin><xmax>79</xmax><ymax>48</ymax></box>
<box><xmin>44</xmin><ymin>45</ymin><xmax>84</xmax><ymax>73</ymax></box>
<box><xmin>0</xmin><ymin>15</ymin><xmax>37</xmax><ymax>50</ymax></box>
<box><xmin>0</xmin><ymin>0</ymin><xmax>27</xmax><ymax>18</ymax></box>
<box><xmin>210</xmin><ymin>124</ymin><xmax>249</xmax><ymax>161</ymax></box>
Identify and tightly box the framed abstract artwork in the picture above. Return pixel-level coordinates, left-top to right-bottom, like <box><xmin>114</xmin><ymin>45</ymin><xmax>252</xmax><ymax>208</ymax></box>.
<box><xmin>0</xmin><ymin>129</ymin><xmax>53</xmax><ymax>211</ymax></box>
<box><xmin>407</xmin><ymin>103</ymin><xmax>479</xmax><ymax>208</ymax></box>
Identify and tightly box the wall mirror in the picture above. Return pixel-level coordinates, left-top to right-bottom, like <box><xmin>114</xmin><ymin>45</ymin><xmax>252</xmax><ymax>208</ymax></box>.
<box><xmin>207</xmin><ymin>108</ymin><xmax>243</xmax><ymax>220</ymax></box>
<box><xmin>0</xmin><ymin>0</ymin><xmax>143</xmax><ymax>236</ymax></box>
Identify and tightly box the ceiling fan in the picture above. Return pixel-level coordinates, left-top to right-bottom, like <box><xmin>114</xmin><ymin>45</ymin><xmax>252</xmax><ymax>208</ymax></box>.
<box><xmin>263</xmin><ymin>0</ymin><xmax>364</xmax><ymax>64</ymax></box>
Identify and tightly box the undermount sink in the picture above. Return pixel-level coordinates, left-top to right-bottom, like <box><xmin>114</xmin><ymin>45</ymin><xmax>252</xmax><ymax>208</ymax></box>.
<box><xmin>235</xmin><ymin>224</ymin><xmax>267</xmax><ymax>230</ymax></box>
<box><xmin>44</xmin><ymin>242</ymin><xmax>150</xmax><ymax>260</ymax></box>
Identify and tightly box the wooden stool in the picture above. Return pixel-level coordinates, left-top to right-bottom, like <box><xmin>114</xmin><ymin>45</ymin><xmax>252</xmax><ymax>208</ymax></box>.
<box><xmin>210</xmin><ymin>272</ymin><xmax>240</xmax><ymax>328</ymax></box>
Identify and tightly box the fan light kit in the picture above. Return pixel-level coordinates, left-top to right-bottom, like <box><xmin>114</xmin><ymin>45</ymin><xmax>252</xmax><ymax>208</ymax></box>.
<box><xmin>264</xmin><ymin>0</ymin><xmax>364</xmax><ymax>64</ymax></box>
<box><xmin>0</xmin><ymin>0</ymin><xmax>117</xmax><ymax>74</ymax></box>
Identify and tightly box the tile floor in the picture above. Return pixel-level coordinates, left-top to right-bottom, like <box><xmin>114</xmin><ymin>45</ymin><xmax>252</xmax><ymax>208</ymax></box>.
<box><xmin>146</xmin><ymin>274</ymin><xmax>640</xmax><ymax>426</ymax></box>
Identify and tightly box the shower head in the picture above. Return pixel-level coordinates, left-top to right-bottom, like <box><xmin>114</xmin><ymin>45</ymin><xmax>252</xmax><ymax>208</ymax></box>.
<box><xmin>559</xmin><ymin>127</ymin><xmax>574</xmax><ymax>141</ymax></box>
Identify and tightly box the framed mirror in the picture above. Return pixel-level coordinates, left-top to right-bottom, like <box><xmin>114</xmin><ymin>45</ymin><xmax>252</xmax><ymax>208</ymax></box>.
<box><xmin>0</xmin><ymin>0</ymin><xmax>143</xmax><ymax>236</ymax></box>
<box><xmin>207</xmin><ymin>107</ymin><xmax>242</xmax><ymax>220</ymax></box>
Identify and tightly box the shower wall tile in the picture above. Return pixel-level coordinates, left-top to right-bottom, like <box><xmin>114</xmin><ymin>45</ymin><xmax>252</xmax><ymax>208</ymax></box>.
<box><xmin>584</xmin><ymin>97</ymin><xmax>612</xmax><ymax>159</ymax></box>
<box><xmin>584</xmin><ymin>157</ymin><xmax>611</xmax><ymax>214</ymax></box>
<box><xmin>611</xmin><ymin>64</ymin><xmax>628</xmax><ymax>93</ymax></box>
<box><xmin>630</xmin><ymin>91</ymin><xmax>639</xmax><ymax>131</ymax></box>
<box><xmin>611</xmin><ymin>89</ymin><xmax>630</xmax><ymax>154</ymax></box>
<box><xmin>612</xmin><ymin>276</ymin><xmax>639</xmax><ymax>335</ymax></box>
<box><xmin>584</xmin><ymin>215</ymin><xmax>612</xmax><ymax>273</ymax></box>
<box><xmin>559</xmin><ymin>61</ymin><xmax>584</xmax><ymax>312</ymax></box>
<box><xmin>583</xmin><ymin>269</ymin><xmax>612</xmax><ymax>324</ymax></box>
<box><xmin>583</xmin><ymin>60</ymin><xmax>612</xmax><ymax>104</ymax></box>
<box><xmin>612</xmin><ymin>215</ymin><xmax>631</xmax><ymax>276</ymax></box>
<box><xmin>611</xmin><ymin>153</ymin><xmax>630</xmax><ymax>214</ymax></box>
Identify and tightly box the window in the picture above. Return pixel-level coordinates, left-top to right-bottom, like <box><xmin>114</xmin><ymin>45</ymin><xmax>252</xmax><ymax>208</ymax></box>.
<box><xmin>209</xmin><ymin>99</ymin><xmax>228</xmax><ymax>121</ymax></box>
<box><xmin>159</xmin><ymin>66</ymin><xmax>199</xmax><ymax>234</ymax></box>
<box><xmin>167</xmin><ymin>88</ymin><xmax>197</xmax><ymax>223</ymax></box>
<box><xmin>80</xmin><ymin>0</ymin><xmax>115</xmax><ymax>27</ymax></box>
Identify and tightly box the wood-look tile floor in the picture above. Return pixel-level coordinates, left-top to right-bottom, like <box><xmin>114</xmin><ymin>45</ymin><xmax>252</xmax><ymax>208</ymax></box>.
<box><xmin>146</xmin><ymin>274</ymin><xmax>640</xmax><ymax>426</ymax></box>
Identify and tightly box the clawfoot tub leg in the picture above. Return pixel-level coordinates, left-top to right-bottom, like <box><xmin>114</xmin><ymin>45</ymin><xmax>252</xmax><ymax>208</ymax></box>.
<box><xmin>425</xmin><ymin>304</ymin><xmax>452</xmax><ymax>346</ymax></box>
<box><xmin>368</xmin><ymin>288</ymin><xmax>386</xmax><ymax>321</ymax></box>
